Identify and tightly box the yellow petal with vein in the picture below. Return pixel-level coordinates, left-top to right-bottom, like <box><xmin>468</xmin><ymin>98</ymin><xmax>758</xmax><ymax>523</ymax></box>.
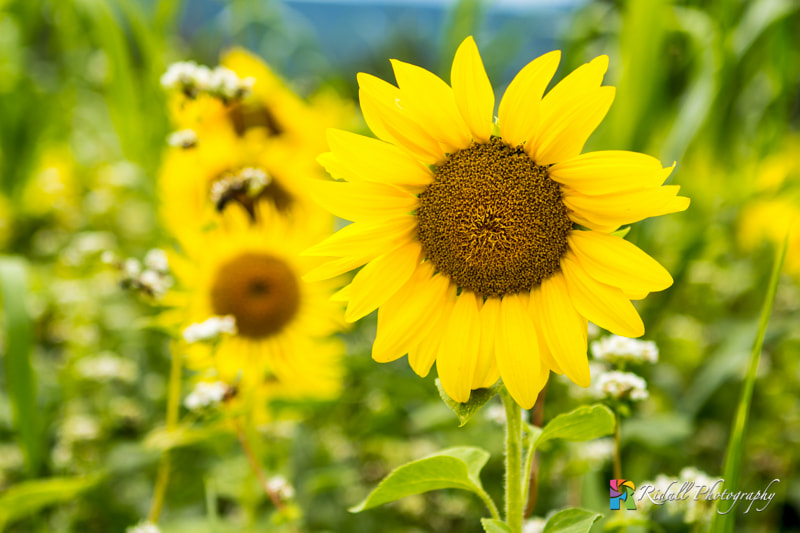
<box><xmin>563</xmin><ymin>185</ymin><xmax>689</xmax><ymax>231</ymax></box>
<box><xmin>325</xmin><ymin>129</ymin><xmax>434</xmax><ymax>188</ymax></box>
<box><xmin>373</xmin><ymin>264</ymin><xmax>451</xmax><ymax>363</ymax></box>
<box><xmin>537</xmin><ymin>273</ymin><xmax>590</xmax><ymax>387</ymax></box>
<box><xmin>345</xmin><ymin>241</ymin><xmax>421</xmax><ymax>322</ymax></box>
<box><xmin>496</xmin><ymin>294</ymin><xmax>548</xmax><ymax>409</ymax></box>
<box><xmin>451</xmin><ymin>36</ymin><xmax>494</xmax><ymax>143</ymax></box>
<box><xmin>391</xmin><ymin>59</ymin><xmax>472</xmax><ymax>152</ymax></box>
<box><xmin>473</xmin><ymin>296</ymin><xmax>501</xmax><ymax>389</ymax></box>
<box><xmin>358</xmin><ymin>73</ymin><xmax>445</xmax><ymax>164</ymax></box>
<box><xmin>303</xmin><ymin>216</ymin><xmax>416</xmax><ymax>258</ymax></box>
<box><xmin>561</xmin><ymin>253</ymin><xmax>644</xmax><ymax>338</ymax></box>
<box><xmin>307</xmin><ymin>179</ymin><xmax>418</xmax><ymax>222</ymax></box>
<box><xmin>530</xmin><ymin>86</ymin><xmax>615</xmax><ymax>166</ymax></box>
<box><xmin>407</xmin><ymin>284</ymin><xmax>457</xmax><ymax>376</ymax></box>
<box><xmin>569</xmin><ymin>231</ymin><xmax>673</xmax><ymax>295</ymax></box>
<box><xmin>436</xmin><ymin>291</ymin><xmax>481</xmax><ymax>403</ymax></box>
<box><xmin>550</xmin><ymin>151</ymin><xmax>673</xmax><ymax>195</ymax></box>
<box><xmin>498</xmin><ymin>50</ymin><xmax>561</xmax><ymax>148</ymax></box>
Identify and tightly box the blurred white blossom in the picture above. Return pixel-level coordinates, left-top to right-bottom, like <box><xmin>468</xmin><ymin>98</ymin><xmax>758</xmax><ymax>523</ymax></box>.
<box><xmin>184</xmin><ymin>381</ymin><xmax>230</xmax><ymax>410</ymax></box>
<box><xmin>591</xmin><ymin>335</ymin><xmax>659</xmax><ymax>365</ymax></box>
<box><xmin>166</xmin><ymin>129</ymin><xmax>198</xmax><ymax>149</ymax></box>
<box><xmin>595</xmin><ymin>371</ymin><xmax>649</xmax><ymax>401</ymax></box>
<box><xmin>182</xmin><ymin>316</ymin><xmax>237</xmax><ymax>344</ymax></box>
<box><xmin>126</xmin><ymin>521</ymin><xmax>160</xmax><ymax>533</ymax></box>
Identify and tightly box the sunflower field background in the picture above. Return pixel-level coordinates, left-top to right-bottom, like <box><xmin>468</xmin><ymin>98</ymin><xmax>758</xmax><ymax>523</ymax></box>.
<box><xmin>0</xmin><ymin>0</ymin><xmax>799</xmax><ymax>532</ymax></box>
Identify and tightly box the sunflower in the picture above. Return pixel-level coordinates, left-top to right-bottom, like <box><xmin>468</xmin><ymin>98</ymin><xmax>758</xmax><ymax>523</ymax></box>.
<box><xmin>160</xmin><ymin>49</ymin><xmax>355</xmax><ymax>242</ymax></box>
<box><xmin>164</xmin><ymin>204</ymin><xmax>344</xmax><ymax>406</ymax></box>
<box><xmin>305</xmin><ymin>37</ymin><xmax>689</xmax><ymax>409</ymax></box>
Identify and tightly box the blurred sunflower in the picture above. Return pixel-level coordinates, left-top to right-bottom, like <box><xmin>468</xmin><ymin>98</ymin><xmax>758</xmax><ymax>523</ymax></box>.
<box><xmin>164</xmin><ymin>205</ymin><xmax>344</xmax><ymax>409</ymax></box>
<box><xmin>159</xmin><ymin>49</ymin><xmax>355</xmax><ymax>241</ymax></box>
<box><xmin>306</xmin><ymin>36</ymin><xmax>689</xmax><ymax>408</ymax></box>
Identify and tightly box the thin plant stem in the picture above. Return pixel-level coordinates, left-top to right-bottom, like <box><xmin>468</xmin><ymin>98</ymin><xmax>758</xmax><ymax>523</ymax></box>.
<box><xmin>476</xmin><ymin>486</ymin><xmax>502</xmax><ymax>522</ymax></box>
<box><xmin>613</xmin><ymin>410</ymin><xmax>623</xmax><ymax>480</ymax></box>
<box><xmin>147</xmin><ymin>342</ymin><xmax>184</xmax><ymax>523</ymax></box>
<box><xmin>231</xmin><ymin>417</ymin><xmax>286</xmax><ymax>512</ymax></box>
<box><xmin>500</xmin><ymin>387</ymin><xmax>524</xmax><ymax>533</ymax></box>
<box><xmin>524</xmin><ymin>386</ymin><xmax>547</xmax><ymax>517</ymax></box>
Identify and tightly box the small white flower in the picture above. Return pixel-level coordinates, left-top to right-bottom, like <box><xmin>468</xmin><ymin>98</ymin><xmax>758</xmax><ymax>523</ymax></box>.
<box><xmin>100</xmin><ymin>250</ymin><xmax>117</xmax><ymax>265</ymax></box>
<box><xmin>591</xmin><ymin>335</ymin><xmax>659</xmax><ymax>365</ymax></box>
<box><xmin>75</xmin><ymin>352</ymin><xmax>138</xmax><ymax>383</ymax></box>
<box><xmin>144</xmin><ymin>249</ymin><xmax>169</xmax><ymax>274</ymax></box>
<box><xmin>122</xmin><ymin>258</ymin><xmax>142</xmax><ymax>279</ymax></box>
<box><xmin>166</xmin><ymin>128</ymin><xmax>198</xmax><ymax>149</ymax></box>
<box><xmin>182</xmin><ymin>315</ymin><xmax>237</xmax><ymax>344</ymax></box>
<box><xmin>267</xmin><ymin>475</ymin><xmax>295</xmax><ymax>500</ymax></box>
<box><xmin>595</xmin><ymin>371</ymin><xmax>648</xmax><ymax>401</ymax></box>
<box><xmin>209</xmin><ymin>167</ymin><xmax>271</xmax><ymax>207</ymax></box>
<box><xmin>184</xmin><ymin>381</ymin><xmax>229</xmax><ymax>411</ymax></box>
<box><xmin>160</xmin><ymin>61</ymin><xmax>211</xmax><ymax>96</ymax></box>
<box><xmin>126</xmin><ymin>521</ymin><xmax>161</xmax><ymax>533</ymax></box>
<box><xmin>523</xmin><ymin>517</ymin><xmax>547</xmax><ymax>533</ymax></box>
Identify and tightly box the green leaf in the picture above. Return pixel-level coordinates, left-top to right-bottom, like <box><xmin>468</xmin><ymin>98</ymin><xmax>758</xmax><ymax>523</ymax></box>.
<box><xmin>611</xmin><ymin>226</ymin><xmax>631</xmax><ymax>239</ymax></box>
<box><xmin>710</xmin><ymin>237</ymin><xmax>787</xmax><ymax>533</ymax></box>
<box><xmin>543</xmin><ymin>508</ymin><xmax>603</xmax><ymax>533</ymax></box>
<box><xmin>481</xmin><ymin>518</ymin><xmax>513</xmax><ymax>533</ymax></box>
<box><xmin>350</xmin><ymin>446</ymin><xmax>490</xmax><ymax>512</ymax></box>
<box><xmin>0</xmin><ymin>256</ymin><xmax>42</xmax><ymax>475</ymax></box>
<box><xmin>536</xmin><ymin>405</ymin><xmax>615</xmax><ymax>448</ymax></box>
<box><xmin>0</xmin><ymin>474</ymin><xmax>102</xmax><ymax>528</ymax></box>
<box><xmin>436</xmin><ymin>379</ymin><xmax>502</xmax><ymax>427</ymax></box>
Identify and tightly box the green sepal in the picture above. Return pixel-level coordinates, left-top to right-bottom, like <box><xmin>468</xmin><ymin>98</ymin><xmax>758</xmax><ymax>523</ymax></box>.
<box><xmin>436</xmin><ymin>379</ymin><xmax>503</xmax><ymax>427</ymax></box>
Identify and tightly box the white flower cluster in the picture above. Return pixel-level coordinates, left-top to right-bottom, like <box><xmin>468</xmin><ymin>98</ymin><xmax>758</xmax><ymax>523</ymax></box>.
<box><xmin>267</xmin><ymin>475</ymin><xmax>295</xmax><ymax>501</ymax></box>
<box><xmin>638</xmin><ymin>467</ymin><xmax>720</xmax><ymax>523</ymax></box>
<box><xmin>591</xmin><ymin>334</ymin><xmax>659</xmax><ymax>365</ymax></box>
<box><xmin>160</xmin><ymin>61</ymin><xmax>254</xmax><ymax>102</ymax></box>
<box><xmin>184</xmin><ymin>381</ymin><xmax>230</xmax><ymax>411</ymax></box>
<box><xmin>182</xmin><ymin>315</ymin><xmax>237</xmax><ymax>344</ymax></box>
<box><xmin>595</xmin><ymin>371</ymin><xmax>649</xmax><ymax>401</ymax></box>
<box><xmin>210</xmin><ymin>167</ymin><xmax>271</xmax><ymax>209</ymax></box>
<box><xmin>103</xmin><ymin>249</ymin><xmax>172</xmax><ymax>299</ymax></box>
<box><xmin>126</xmin><ymin>521</ymin><xmax>160</xmax><ymax>533</ymax></box>
<box><xmin>166</xmin><ymin>128</ymin><xmax>198</xmax><ymax>149</ymax></box>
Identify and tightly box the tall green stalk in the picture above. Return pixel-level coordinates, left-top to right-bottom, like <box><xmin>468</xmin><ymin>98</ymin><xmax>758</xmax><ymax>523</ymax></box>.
<box><xmin>500</xmin><ymin>387</ymin><xmax>524</xmax><ymax>533</ymax></box>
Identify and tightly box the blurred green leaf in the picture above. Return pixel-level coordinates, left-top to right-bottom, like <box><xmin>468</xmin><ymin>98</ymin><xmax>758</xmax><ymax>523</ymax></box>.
<box><xmin>542</xmin><ymin>508</ymin><xmax>602</xmax><ymax>533</ymax></box>
<box><xmin>621</xmin><ymin>413</ymin><xmax>692</xmax><ymax>447</ymax></box>
<box><xmin>350</xmin><ymin>446</ymin><xmax>491</xmax><ymax>512</ymax></box>
<box><xmin>436</xmin><ymin>378</ymin><xmax>502</xmax><ymax>427</ymax></box>
<box><xmin>0</xmin><ymin>474</ymin><xmax>102</xmax><ymax>530</ymax></box>
<box><xmin>730</xmin><ymin>0</ymin><xmax>799</xmax><ymax>58</ymax></box>
<box><xmin>711</xmin><ymin>236</ymin><xmax>787</xmax><ymax>533</ymax></box>
<box><xmin>481</xmin><ymin>518</ymin><xmax>513</xmax><ymax>533</ymax></box>
<box><xmin>536</xmin><ymin>404</ymin><xmax>615</xmax><ymax>448</ymax></box>
<box><xmin>0</xmin><ymin>256</ymin><xmax>41</xmax><ymax>475</ymax></box>
<box><xmin>144</xmin><ymin>421</ymin><xmax>231</xmax><ymax>451</ymax></box>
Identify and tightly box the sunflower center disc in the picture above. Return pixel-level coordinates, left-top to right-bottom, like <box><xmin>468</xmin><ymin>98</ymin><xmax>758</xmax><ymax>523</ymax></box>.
<box><xmin>417</xmin><ymin>137</ymin><xmax>572</xmax><ymax>297</ymax></box>
<box><xmin>210</xmin><ymin>252</ymin><xmax>300</xmax><ymax>338</ymax></box>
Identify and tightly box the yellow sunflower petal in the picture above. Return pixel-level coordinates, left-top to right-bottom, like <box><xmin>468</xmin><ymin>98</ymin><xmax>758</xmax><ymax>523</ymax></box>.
<box><xmin>306</xmin><ymin>179</ymin><xmax>418</xmax><ymax>222</ymax></box>
<box><xmin>530</xmin><ymin>86</ymin><xmax>615</xmax><ymax>166</ymax></box>
<box><xmin>390</xmin><ymin>59</ymin><xmax>472</xmax><ymax>152</ymax></box>
<box><xmin>536</xmin><ymin>273</ymin><xmax>590</xmax><ymax>387</ymax></box>
<box><xmin>568</xmin><ymin>231</ymin><xmax>673</xmax><ymax>295</ymax></box>
<box><xmin>436</xmin><ymin>291</ymin><xmax>482</xmax><ymax>403</ymax></box>
<box><xmin>323</xmin><ymin>129</ymin><xmax>434</xmax><ymax>189</ymax></box>
<box><xmin>527</xmin><ymin>288</ymin><xmax>563</xmax><ymax>375</ymax></box>
<box><xmin>303</xmin><ymin>255</ymin><xmax>371</xmax><ymax>282</ymax></box>
<box><xmin>561</xmin><ymin>252</ymin><xmax>644</xmax><ymax>338</ymax></box>
<box><xmin>372</xmin><ymin>264</ymin><xmax>450</xmax><ymax>363</ymax></box>
<box><xmin>407</xmin><ymin>284</ymin><xmax>458</xmax><ymax>376</ymax></box>
<box><xmin>358</xmin><ymin>73</ymin><xmax>445</xmax><ymax>164</ymax></box>
<box><xmin>563</xmin><ymin>185</ymin><xmax>689</xmax><ymax>231</ymax></box>
<box><xmin>527</xmin><ymin>54</ymin><xmax>608</xmax><ymax>163</ymax></box>
<box><xmin>451</xmin><ymin>36</ymin><xmax>495</xmax><ymax>143</ymax></box>
<box><xmin>496</xmin><ymin>293</ymin><xmax>548</xmax><ymax>409</ymax></box>
<box><xmin>345</xmin><ymin>241</ymin><xmax>422</xmax><ymax>322</ymax></box>
<box><xmin>498</xmin><ymin>50</ymin><xmax>561</xmax><ymax>148</ymax></box>
<box><xmin>473</xmin><ymin>296</ymin><xmax>501</xmax><ymax>389</ymax></box>
<box><xmin>549</xmin><ymin>151</ymin><xmax>673</xmax><ymax>195</ymax></box>
<box><xmin>302</xmin><ymin>216</ymin><xmax>416</xmax><ymax>258</ymax></box>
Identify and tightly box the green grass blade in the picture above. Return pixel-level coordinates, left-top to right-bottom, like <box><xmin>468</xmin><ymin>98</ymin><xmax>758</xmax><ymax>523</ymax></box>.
<box><xmin>710</xmin><ymin>234</ymin><xmax>788</xmax><ymax>533</ymax></box>
<box><xmin>0</xmin><ymin>256</ymin><xmax>42</xmax><ymax>476</ymax></box>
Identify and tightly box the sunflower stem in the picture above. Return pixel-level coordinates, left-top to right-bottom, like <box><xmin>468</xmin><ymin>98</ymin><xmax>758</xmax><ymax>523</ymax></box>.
<box><xmin>147</xmin><ymin>341</ymin><xmax>184</xmax><ymax>523</ymax></box>
<box><xmin>232</xmin><ymin>417</ymin><xmax>286</xmax><ymax>512</ymax></box>
<box><xmin>613</xmin><ymin>410</ymin><xmax>623</xmax><ymax>481</ymax></box>
<box><xmin>501</xmin><ymin>387</ymin><xmax>524</xmax><ymax>533</ymax></box>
